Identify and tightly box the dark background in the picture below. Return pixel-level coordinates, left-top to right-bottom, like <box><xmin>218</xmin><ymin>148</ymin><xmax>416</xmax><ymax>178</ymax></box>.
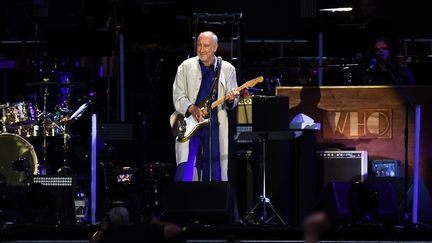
<box><xmin>1</xmin><ymin>0</ymin><xmax>431</xmax><ymax>178</ymax></box>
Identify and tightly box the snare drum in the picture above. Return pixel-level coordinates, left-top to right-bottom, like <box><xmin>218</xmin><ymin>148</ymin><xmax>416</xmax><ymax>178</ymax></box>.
<box><xmin>0</xmin><ymin>133</ymin><xmax>38</xmax><ymax>186</ymax></box>
<box><xmin>3</xmin><ymin>101</ymin><xmax>38</xmax><ymax>128</ymax></box>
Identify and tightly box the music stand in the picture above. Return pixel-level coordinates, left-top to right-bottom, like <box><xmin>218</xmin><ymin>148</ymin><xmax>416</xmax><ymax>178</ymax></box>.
<box><xmin>235</xmin><ymin>130</ymin><xmax>301</xmax><ymax>225</ymax></box>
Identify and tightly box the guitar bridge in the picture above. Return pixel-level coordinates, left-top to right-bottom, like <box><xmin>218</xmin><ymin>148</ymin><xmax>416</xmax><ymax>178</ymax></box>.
<box><xmin>178</xmin><ymin>119</ymin><xmax>186</xmax><ymax>132</ymax></box>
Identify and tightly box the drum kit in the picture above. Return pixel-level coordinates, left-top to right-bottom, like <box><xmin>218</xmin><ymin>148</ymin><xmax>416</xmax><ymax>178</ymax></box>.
<box><xmin>0</xmin><ymin>80</ymin><xmax>90</xmax><ymax>186</ymax></box>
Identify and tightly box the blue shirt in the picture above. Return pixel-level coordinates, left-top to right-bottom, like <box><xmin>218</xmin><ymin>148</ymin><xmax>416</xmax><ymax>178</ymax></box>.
<box><xmin>196</xmin><ymin>59</ymin><xmax>219</xmax><ymax>125</ymax></box>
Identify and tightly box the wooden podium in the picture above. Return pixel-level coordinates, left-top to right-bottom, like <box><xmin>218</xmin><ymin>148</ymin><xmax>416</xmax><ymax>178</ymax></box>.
<box><xmin>276</xmin><ymin>85</ymin><xmax>432</xmax><ymax>190</ymax></box>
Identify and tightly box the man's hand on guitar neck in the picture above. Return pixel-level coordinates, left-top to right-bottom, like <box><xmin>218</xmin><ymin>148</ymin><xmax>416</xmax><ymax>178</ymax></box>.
<box><xmin>227</xmin><ymin>89</ymin><xmax>240</xmax><ymax>101</ymax></box>
<box><xmin>188</xmin><ymin>104</ymin><xmax>205</xmax><ymax>122</ymax></box>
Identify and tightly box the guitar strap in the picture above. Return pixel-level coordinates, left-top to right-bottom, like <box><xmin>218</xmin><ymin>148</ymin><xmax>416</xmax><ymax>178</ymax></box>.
<box><xmin>207</xmin><ymin>56</ymin><xmax>223</xmax><ymax>109</ymax></box>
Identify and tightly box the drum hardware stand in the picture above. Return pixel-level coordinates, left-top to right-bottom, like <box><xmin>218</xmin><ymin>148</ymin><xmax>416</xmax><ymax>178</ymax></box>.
<box><xmin>41</xmin><ymin>84</ymin><xmax>49</xmax><ymax>175</ymax></box>
<box><xmin>57</xmin><ymin>117</ymin><xmax>72</xmax><ymax>174</ymax></box>
<box><xmin>57</xmin><ymin>107</ymin><xmax>72</xmax><ymax>175</ymax></box>
<box><xmin>56</xmin><ymin>100</ymin><xmax>92</xmax><ymax>175</ymax></box>
<box><xmin>1</xmin><ymin>103</ymin><xmax>11</xmax><ymax>133</ymax></box>
<box><xmin>57</xmin><ymin>81</ymin><xmax>74</xmax><ymax>174</ymax></box>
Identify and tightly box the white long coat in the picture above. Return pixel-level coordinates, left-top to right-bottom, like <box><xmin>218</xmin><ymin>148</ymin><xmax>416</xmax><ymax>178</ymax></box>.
<box><xmin>171</xmin><ymin>56</ymin><xmax>238</xmax><ymax>181</ymax></box>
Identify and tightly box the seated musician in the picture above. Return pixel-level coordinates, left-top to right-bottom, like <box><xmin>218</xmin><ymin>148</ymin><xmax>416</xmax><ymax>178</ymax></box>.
<box><xmin>359</xmin><ymin>37</ymin><xmax>416</xmax><ymax>85</ymax></box>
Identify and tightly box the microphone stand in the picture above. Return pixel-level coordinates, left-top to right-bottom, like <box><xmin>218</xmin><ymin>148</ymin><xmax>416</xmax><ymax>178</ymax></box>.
<box><xmin>386</xmin><ymin>62</ymin><xmax>416</xmax><ymax>226</ymax></box>
<box><xmin>207</xmin><ymin>94</ymin><xmax>213</xmax><ymax>182</ymax></box>
<box><xmin>205</xmin><ymin>57</ymin><xmax>222</xmax><ymax>181</ymax></box>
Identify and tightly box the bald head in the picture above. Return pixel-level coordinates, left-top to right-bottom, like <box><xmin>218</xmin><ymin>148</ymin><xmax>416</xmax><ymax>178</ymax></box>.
<box><xmin>198</xmin><ymin>31</ymin><xmax>218</xmax><ymax>44</ymax></box>
<box><xmin>197</xmin><ymin>31</ymin><xmax>218</xmax><ymax>66</ymax></box>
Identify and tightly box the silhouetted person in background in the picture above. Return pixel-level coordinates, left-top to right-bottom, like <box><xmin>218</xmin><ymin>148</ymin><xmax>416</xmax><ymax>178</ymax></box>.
<box><xmin>359</xmin><ymin>37</ymin><xmax>415</xmax><ymax>85</ymax></box>
<box><xmin>90</xmin><ymin>201</ymin><xmax>182</xmax><ymax>243</ymax></box>
<box><xmin>289</xmin><ymin>87</ymin><xmax>322</xmax><ymax>124</ymax></box>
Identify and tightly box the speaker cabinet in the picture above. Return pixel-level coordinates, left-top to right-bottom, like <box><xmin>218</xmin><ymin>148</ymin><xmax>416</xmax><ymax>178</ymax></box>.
<box><xmin>323</xmin><ymin>182</ymin><xmax>352</xmax><ymax>225</ymax></box>
<box><xmin>323</xmin><ymin>181</ymin><xmax>399</xmax><ymax>225</ymax></box>
<box><xmin>32</xmin><ymin>175</ymin><xmax>76</xmax><ymax>225</ymax></box>
<box><xmin>162</xmin><ymin>182</ymin><xmax>235</xmax><ymax>225</ymax></box>
<box><xmin>1</xmin><ymin>182</ymin><xmax>76</xmax><ymax>225</ymax></box>
<box><xmin>322</xmin><ymin>178</ymin><xmax>432</xmax><ymax>225</ymax></box>
<box><xmin>366</xmin><ymin>177</ymin><xmax>432</xmax><ymax>223</ymax></box>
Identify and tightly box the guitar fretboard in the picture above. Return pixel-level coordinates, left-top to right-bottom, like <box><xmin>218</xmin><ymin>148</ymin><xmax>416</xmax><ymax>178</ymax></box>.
<box><xmin>210</xmin><ymin>76</ymin><xmax>264</xmax><ymax>110</ymax></box>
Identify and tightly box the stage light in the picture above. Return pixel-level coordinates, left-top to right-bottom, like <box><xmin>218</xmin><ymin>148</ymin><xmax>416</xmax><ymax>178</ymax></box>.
<box><xmin>319</xmin><ymin>7</ymin><xmax>353</xmax><ymax>12</ymax></box>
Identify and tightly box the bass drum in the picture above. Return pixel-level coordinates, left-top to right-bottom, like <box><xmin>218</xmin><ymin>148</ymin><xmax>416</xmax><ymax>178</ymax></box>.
<box><xmin>0</xmin><ymin>133</ymin><xmax>38</xmax><ymax>186</ymax></box>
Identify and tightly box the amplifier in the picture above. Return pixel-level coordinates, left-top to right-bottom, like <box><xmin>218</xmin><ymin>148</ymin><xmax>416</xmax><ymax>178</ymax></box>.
<box><xmin>316</xmin><ymin>150</ymin><xmax>368</xmax><ymax>185</ymax></box>
<box><xmin>237</xmin><ymin>98</ymin><xmax>252</xmax><ymax>124</ymax></box>
<box><xmin>30</xmin><ymin>175</ymin><xmax>76</xmax><ymax>225</ymax></box>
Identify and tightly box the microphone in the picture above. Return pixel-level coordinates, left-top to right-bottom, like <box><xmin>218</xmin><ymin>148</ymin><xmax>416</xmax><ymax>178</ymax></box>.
<box><xmin>246</xmin><ymin>87</ymin><xmax>264</xmax><ymax>92</ymax></box>
<box><xmin>367</xmin><ymin>58</ymin><xmax>377</xmax><ymax>71</ymax></box>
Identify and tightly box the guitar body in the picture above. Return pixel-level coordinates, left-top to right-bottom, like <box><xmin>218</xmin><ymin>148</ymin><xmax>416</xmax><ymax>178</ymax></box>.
<box><xmin>170</xmin><ymin>112</ymin><xmax>210</xmax><ymax>143</ymax></box>
<box><xmin>170</xmin><ymin>76</ymin><xmax>264</xmax><ymax>143</ymax></box>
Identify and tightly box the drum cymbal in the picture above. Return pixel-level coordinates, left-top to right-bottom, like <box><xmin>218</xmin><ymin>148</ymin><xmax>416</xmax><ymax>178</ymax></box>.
<box><xmin>25</xmin><ymin>81</ymin><xmax>87</xmax><ymax>88</ymax></box>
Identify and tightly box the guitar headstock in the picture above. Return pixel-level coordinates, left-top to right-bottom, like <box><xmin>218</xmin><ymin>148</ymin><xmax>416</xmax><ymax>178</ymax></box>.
<box><xmin>243</xmin><ymin>76</ymin><xmax>264</xmax><ymax>89</ymax></box>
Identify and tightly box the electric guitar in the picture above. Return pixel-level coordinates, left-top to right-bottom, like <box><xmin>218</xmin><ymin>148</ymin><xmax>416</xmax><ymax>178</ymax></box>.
<box><xmin>170</xmin><ymin>76</ymin><xmax>264</xmax><ymax>143</ymax></box>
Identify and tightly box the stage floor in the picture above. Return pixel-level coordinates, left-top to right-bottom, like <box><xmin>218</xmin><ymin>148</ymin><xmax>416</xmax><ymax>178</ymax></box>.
<box><xmin>1</xmin><ymin>223</ymin><xmax>432</xmax><ymax>242</ymax></box>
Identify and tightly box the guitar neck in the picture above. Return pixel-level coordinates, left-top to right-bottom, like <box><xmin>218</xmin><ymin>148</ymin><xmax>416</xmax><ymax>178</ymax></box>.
<box><xmin>210</xmin><ymin>77</ymin><xmax>262</xmax><ymax>110</ymax></box>
<box><xmin>210</xmin><ymin>92</ymin><xmax>234</xmax><ymax>110</ymax></box>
